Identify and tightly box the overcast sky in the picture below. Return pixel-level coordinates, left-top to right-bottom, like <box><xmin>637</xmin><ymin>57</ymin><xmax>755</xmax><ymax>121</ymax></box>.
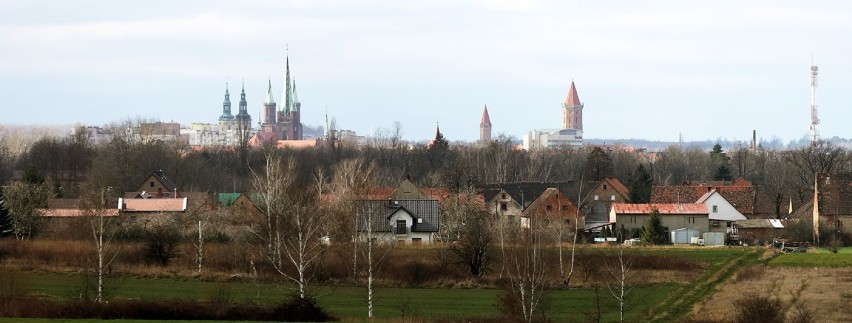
<box><xmin>1</xmin><ymin>0</ymin><xmax>850</xmax><ymax>143</ymax></box>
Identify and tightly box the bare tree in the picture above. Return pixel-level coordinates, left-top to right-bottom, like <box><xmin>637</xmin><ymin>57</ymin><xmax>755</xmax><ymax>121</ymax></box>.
<box><xmin>605</xmin><ymin>247</ymin><xmax>634</xmax><ymax>323</ymax></box>
<box><xmin>249</xmin><ymin>150</ymin><xmax>326</xmax><ymax>299</ymax></box>
<box><xmin>78</xmin><ymin>185</ymin><xmax>119</xmax><ymax>303</ymax></box>
<box><xmin>504</xmin><ymin>219</ymin><xmax>547</xmax><ymax>323</ymax></box>
<box><xmin>449</xmin><ymin>209</ymin><xmax>493</xmax><ymax>277</ymax></box>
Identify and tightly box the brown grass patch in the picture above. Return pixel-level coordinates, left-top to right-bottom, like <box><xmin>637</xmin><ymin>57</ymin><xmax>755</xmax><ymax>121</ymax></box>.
<box><xmin>691</xmin><ymin>267</ymin><xmax>852</xmax><ymax>323</ymax></box>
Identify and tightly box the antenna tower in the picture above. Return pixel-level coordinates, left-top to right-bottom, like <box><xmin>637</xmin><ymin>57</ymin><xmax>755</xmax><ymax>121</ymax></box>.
<box><xmin>809</xmin><ymin>64</ymin><xmax>820</xmax><ymax>146</ymax></box>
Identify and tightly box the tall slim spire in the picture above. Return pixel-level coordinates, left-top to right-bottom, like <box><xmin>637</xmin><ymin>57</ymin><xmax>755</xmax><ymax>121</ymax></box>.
<box><xmin>292</xmin><ymin>80</ymin><xmax>299</xmax><ymax>112</ymax></box>
<box><xmin>281</xmin><ymin>54</ymin><xmax>292</xmax><ymax>114</ymax></box>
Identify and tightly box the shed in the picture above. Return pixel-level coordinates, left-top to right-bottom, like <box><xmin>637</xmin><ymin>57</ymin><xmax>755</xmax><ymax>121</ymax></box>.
<box><xmin>703</xmin><ymin>232</ymin><xmax>725</xmax><ymax>246</ymax></box>
<box><xmin>671</xmin><ymin>228</ymin><xmax>699</xmax><ymax>244</ymax></box>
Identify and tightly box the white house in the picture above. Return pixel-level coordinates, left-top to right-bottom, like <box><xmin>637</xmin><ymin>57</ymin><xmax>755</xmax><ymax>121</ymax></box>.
<box><xmin>356</xmin><ymin>200</ymin><xmax>439</xmax><ymax>244</ymax></box>
<box><xmin>695</xmin><ymin>189</ymin><xmax>747</xmax><ymax>234</ymax></box>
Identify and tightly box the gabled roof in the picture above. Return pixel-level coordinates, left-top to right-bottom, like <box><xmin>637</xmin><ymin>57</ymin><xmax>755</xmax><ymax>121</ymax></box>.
<box><xmin>564</xmin><ymin>81</ymin><xmax>581</xmax><ymax>106</ymax></box>
<box><xmin>479</xmin><ymin>181</ymin><xmax>595</xmax><ymax>208</ymax></box>
<box><xmin>391</xmin><ymin>179</ymin><xmax>428</xmax><ymax>200</ymax></box>
<box><xmin>521</xmin><ymin>188</ymin><xmax>582</xmax><ymax>219</ymax></box>
<box><xmin>611</xmin><ymin>203</ymin><xmax>708</xmax><ymax>215</ymax></box>
<box><xmin>356</xmin><ymin>200</ymin><xmax>439</xmax><ymax>232</ymax></box>
<box><xmin>600</xmin><ymin>177</ymin><xmax>630</xmax><ymax>199</ymax></box>
<box><xmin>651</xmin><ymin>184</ymin><xmax>755</xmax><ymax>215</ymax></box>
<box><xmin>148</xmin><ymin>170</ymin><xmax>178</xmax><ymax>192</ymax></box>
<box><xmin>119</xmin><ymin>198</ymin><xmax>187</xmax><ymax>212</ymax></box>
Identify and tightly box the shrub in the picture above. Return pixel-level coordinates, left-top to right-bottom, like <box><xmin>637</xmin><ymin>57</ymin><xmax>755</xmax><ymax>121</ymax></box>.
<box><xmin>145</xmin><ymin>224</ymin><xmax>182</xmax><ymax>267</ymax></box>
<box><xmin>270</xmin><ymin>295</ymin><xmax>334</xmax><ymax>322</ymax></box>
<box><xmin>732</xmin><ymin>292</ymin><xmax>783</xmax><ymax>323</ymax></box>
<box><xmin>788</xmin><ymin>303</ymin><xmax>815</xmax><ymax>323</ymax></box>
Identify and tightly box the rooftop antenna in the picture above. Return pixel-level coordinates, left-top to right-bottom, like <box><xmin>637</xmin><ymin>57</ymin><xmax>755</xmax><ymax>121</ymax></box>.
<box><xmin>809</xmin><ymin>59</ymin><xmax>820</xmax><ymax>147</ymax></box>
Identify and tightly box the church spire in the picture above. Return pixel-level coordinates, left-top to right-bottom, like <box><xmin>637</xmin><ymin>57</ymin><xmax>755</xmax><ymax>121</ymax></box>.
<box><xmin>292</xmin><ymin>80</ymin><xmax>300</xmax><ymax>112</ymax></box>
<box><xmin>281</xmin><ymin>54</ymin><xmax>292</xmax><ymax>114</ymax></box>
<box><xmin>239</xmin><ymin>81</ymin><xmax>247</xmax><ymax>111</ymax></box>
<box><xmin>219</xmin><ymin>82</ymin><xmax>234</xmax><ymax>121</ymax></box>
<box><xmin>264</xmin><ymin>79</ymin><xmax>275</xmax><ymax>105</ymax></box>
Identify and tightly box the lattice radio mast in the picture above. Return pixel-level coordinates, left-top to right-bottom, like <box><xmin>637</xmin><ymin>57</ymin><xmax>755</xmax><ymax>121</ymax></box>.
<box><xmin>809</xmin><ymin>63</ymin><xmax>820</xmax><ymax>146</ymax></box>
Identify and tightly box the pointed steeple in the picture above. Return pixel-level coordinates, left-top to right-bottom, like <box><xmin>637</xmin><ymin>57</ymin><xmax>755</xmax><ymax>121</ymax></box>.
<box><xmin>479</xmin><ymin>104</ymin><xmax>492</xmax><ymax>143</ymax></box>
<box><xmin>239</xmin><ymin>81</ymin><xmax>247</xmax><ymax>112</ymax></box>
<box><xmin>281</xmin><ymin>54</ymin><xmax>292</xmax><ymax>114</ymax></box>
<box><xmin>564</xmin><ymin>81</ymin><xmax>581</xmax><ymax>106</ymax></box>
<box><xmin>292</xmin><ymin>80</ymin><xmax>300</xmax><ymax>112</ymax></box>
<box><xmin>480</xmin><ymin>105</ymin><xmax>492</xmax><ymax>126</ymax></box>
<box><xmin>219</xmin><ymin>82</ymin><xmax>234</xmax><ymax>121</ymax></box>
<box><xmin>264</xmin><ymin>79</ymin><xmax>275</xmax><ymax>105</ymax></box>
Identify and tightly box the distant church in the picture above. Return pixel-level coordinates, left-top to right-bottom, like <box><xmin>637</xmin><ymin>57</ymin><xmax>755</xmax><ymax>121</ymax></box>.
<box><xmin>522</xmin><ymin>81</ymin><xmax>584</xmax><ymax>150</ymax></box>
<box><xmin>257</xmin><ymin>55</ymin><xmax>303</xmax><ymax>141</ymax></box>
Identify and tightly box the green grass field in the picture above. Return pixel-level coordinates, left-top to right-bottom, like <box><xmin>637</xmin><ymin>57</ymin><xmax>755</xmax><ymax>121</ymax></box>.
<box><xmin>3</xmin><ymin>246</ymin><xmax>755</xmax><ymax>321</ymax></box>
<box><xmin>768</xmin><ymin>252</ymin><xmax>852</xmax><ymax>267</ymax></box>
<box><xmin>19</xmin><ymin>272</ymin><xmax>677</xmax><ymax>321</ymax></box>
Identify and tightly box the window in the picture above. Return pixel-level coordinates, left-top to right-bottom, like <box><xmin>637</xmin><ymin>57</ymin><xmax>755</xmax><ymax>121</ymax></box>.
<box><xmin>561</xmin><ymin>204</ymin><xmax>568</xmax><ymax>211</ymax></box>
<box><xmin>395</xmin><ymin>220</ymin><xmax>407</xmax><ymax>234</ymax></box>
<box><xmin>594</xmin><ymin>195</ymin><xmax>599</xmax><ymax>201</ymax></box>
<box><xmin>712</xmin><ymin>205</ymin><xmax>718</xmax><ymax>213</ymax></box>
<box><xmin>150</xmin><ymin>181</ymin><xmax>155</xmax><ymax>188</ymax></box>
<box><xmin>501</xmin><ymin>193</ymin><xmax>507</xmax><ymax>199</ymax></box>
<box><xmin>688</xmin><ymin>217</ymin><xmax>695</xmax><ymax>224</ymax></box>
<box><xmin>603</xmin><ymin>184</ymin><xmax>608</xmax><ymax>190</ymax></box>
<box><xmin>500</xmin><ymin>202</ymin><xmax>508</xmax><ymax>211</ymax></box>
<box><xmin>546</xmin><ymin>204</ymin><xmax>553</xmax><ymax>211</ymax></box>
<box><xmin>611</xmin><ymin>195</ymin><xmax>616</xmax><ymax>201</ymax></box>
<box><xmin>712</xmin><ymin>220</ymin><xmax>720</xmax><ymax>228</ymax></box>
<box><xmin>630</xmin><ymin>216</ymin><xmax>636</xmax><ymax>224</ymax></box>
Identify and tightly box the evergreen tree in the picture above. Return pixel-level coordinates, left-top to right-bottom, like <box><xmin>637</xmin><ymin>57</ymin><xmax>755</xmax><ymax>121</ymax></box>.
<box><xmin>0</xmin><ymin>187</ymin><xmax>12</xmax><ymax>237</ymax></box>
<box><xmin>709</xmin><ymin>143</ymin><xmax>733</xmax><ymax>181</ymax></box>
<box><xmin>628</xmin><ymin>164</ymin><xmax>652</xmax><ymax>203</ymax></box>
<box><xmin>427</xmin><ymin>125</ymin><xmax>450</xmax><ymax>168</ymax></box>
<box><xmin>640</xmin><ymin>208</ymin><xmax>667</xmax><ymax>245</ymax></box>
<box><xmin>713</xmin><ymin>164</ymin><xmax>733</xmax><ymax>181</ymax></box>
<box><xmin>583</xmin><ymin>147</ymin><xmax>614</xmax><ymax>181</ymax></box>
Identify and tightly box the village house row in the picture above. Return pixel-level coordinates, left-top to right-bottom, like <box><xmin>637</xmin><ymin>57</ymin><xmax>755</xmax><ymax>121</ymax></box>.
<box><xmin>36</xmin><ymin>169</ymin><xmax>852</xmax><ymax>246</ymax></box>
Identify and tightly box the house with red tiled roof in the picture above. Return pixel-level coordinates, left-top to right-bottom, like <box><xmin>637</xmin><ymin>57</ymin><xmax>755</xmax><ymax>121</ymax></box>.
<box><xmin>651</xmin><ymin>179</ymin><xmax>756</xmax><ymax>216</ymax></box>
<box><xmin>609</xmin><ymin>203</ymin><xmax>710</xmax><ymax>241</ymax></box>
<box><xmin>520</xmin><ymin>188</ymin><xmax>583</xmax><ymax>230</ymax></box>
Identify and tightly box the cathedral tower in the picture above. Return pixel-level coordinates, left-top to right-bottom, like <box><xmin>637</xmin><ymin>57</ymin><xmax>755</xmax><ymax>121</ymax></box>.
<box><xmin>219</xmin><ymin>83</ymin><xmax>234</xmax><ymax>122</ymax></box>
<box><xmin>480</xmin><ymin>105</ymin><xmax>492</xmax><ymax>143</ymax></box>
<box><xmin>562</xmin><ymin>81</ymin><xmax>583</xmax><ymax>131</ymax></box>
<box><xmin>235</xmin><ymin>82</ymin><xmax>252</xmax><ymax>130</ymax></box>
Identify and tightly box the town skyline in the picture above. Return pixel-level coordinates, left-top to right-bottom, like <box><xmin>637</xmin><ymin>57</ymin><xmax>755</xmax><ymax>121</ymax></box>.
<box><xmin>2</xmin><ymin>1</ymin><xmax>851</xmax><ymax>143</ymax></box>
